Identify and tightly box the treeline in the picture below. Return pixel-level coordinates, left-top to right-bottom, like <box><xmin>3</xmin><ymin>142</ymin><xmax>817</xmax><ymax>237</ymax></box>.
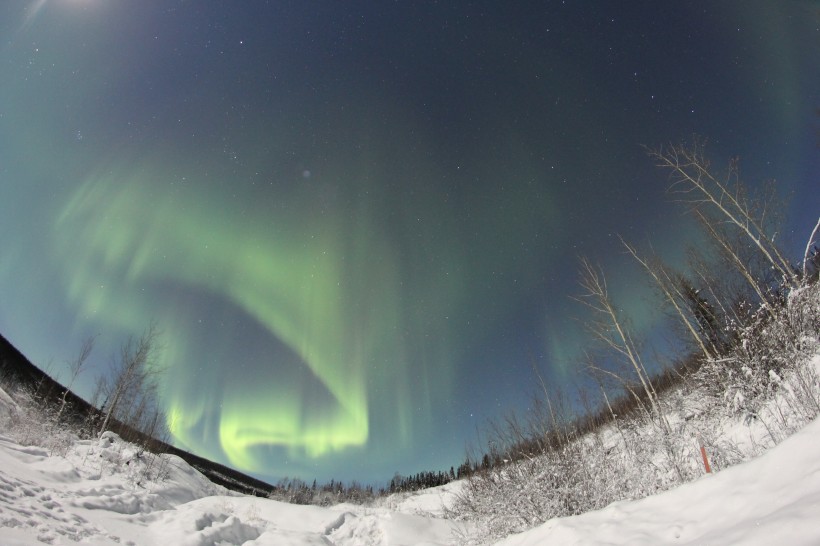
<box><xmin>388</xmin><ymin>468</ymin><xmax>455</xmax><ymax>493</ymax></box>
<box><xmin>267</xmin><ymin>468</ymin><xmax>458</xmax><ymax>505</ymax></box>
<box><xmin>268</xmin><ymin>477</ymin><xmax>375</xmax><ymax>505</ymax></box>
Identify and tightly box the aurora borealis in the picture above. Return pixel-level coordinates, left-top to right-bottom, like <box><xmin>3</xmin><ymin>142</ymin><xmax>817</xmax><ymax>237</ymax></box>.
<box><xmin>1</xmin><ymin>1</ymin><xmax>818</xmax><ymax>483</ymax></box>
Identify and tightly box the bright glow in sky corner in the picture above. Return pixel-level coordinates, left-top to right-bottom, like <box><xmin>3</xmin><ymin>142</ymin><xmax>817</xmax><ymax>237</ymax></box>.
<box><xmin>23</xmin><ymin>0</ymin><xmax>98</xmax><ymax>24</ymax></box>
<box><xmin>23</xmin><ymin>0</ymin><xmax>48</xmax><ymax>22</ymax></box>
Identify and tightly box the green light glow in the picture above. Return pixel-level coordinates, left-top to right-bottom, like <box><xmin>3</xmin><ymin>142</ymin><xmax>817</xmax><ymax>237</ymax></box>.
<box><xmin>53</xmin><ymin>162</ymin><xmax>407</xmax><ymax>470</ymax></box>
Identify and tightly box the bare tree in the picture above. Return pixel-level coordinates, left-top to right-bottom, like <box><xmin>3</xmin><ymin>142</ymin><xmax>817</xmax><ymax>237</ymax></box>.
<box><xmin>803</xmin><ymin>217</ymin><xmax>820</xmax><ymax>281</ymax></box>
<box><xmin>97</xmin><ymin>323</ymin><xmax>164</xmax><ymax>439</ymax></box>
<box><xmin>575</xmin><ymin>257</ymin><xmax>666</xmax><ymax>429</ymax></box>
<box><xmin>693</xmin><ymin>209</ymin><xmax>777</xmax><ymax>315</ymax></box>
<box><xmin>620</xmin><ymin>238</ymin><xmax>717</xmax><ymax>361</ymax></box>
<box><xmin>89</xmin><ymin>374</ymin><xmax>107</xmax><ymax>409</ymax></box>
<box><xmin>648</xmin><ymin>140</ymin><xmax>797</xmax><ymax>291</ymax></box>
<box><xmin>56</xmin><ymin>335</ymin><xmax>96</xmax><ymax>421</ymax></box>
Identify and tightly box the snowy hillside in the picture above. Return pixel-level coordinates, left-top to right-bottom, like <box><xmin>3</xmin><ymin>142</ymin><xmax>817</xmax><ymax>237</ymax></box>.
<box><xmin>0</xmin><ymin>423</ymin><xmax>464</xmax><ymax>545</ymax></box>
<box><xmin>1</xmin><ymin>397</ymin><xmax>820</xmax><ymax>545</ymax></box>
<box><xmin>497</xmin><ymin>413</ymin><xmax>820</xmax><ymax>546</ymax></box>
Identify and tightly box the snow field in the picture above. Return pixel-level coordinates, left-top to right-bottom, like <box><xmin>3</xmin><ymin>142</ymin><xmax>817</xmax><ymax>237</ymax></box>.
<box><xmin>0</xmin><ymin>417</ymin><xmax>463</xmax><ymax>545</ymax></box>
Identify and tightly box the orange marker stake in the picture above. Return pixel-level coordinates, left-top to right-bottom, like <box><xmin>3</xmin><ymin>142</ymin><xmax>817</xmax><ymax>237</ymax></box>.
<box><xmin>697</xmin><ymin>434</ymin><xmax>712</xmax><ymax>474</ymax></box>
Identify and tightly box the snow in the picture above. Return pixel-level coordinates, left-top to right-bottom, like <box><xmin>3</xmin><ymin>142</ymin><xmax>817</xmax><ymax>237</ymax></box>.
<box><xmin>2</xmin><ymin>418</ymin><xmax>820</xmax><ymax>546</ymax></box>
<box><xmin>0</xmin><ymin>421</ymin><xmax>462</xmax><ymax>545</ymax></box>
<box><xmin>2</xmin><ymin>388</ymin><xmax>820</xmax><ymax>545</ymax></box>
<box><xmin>496</xmin><ymin>414</ymin><xmax>820</xmax><ymax>546</ymax></box>
<box><xmin>373</xmin><ymin>481</ymin><xmax>463</xmax><ymax>518</ymax></box>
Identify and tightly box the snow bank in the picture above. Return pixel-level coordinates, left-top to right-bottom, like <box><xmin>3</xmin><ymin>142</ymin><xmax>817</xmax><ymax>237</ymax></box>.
<box><xmin>374</xmin><ymin>481</ymin><xmax>464</xmax><ymax>517</ymax></box>
<box><xmin>497</xmin><ymin>415</ymin><xmax>820</xmax><ymax>546</ymax></box>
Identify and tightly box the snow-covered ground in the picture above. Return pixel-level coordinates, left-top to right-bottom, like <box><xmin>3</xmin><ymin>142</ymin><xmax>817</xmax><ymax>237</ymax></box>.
<box><xmin>0</xmin><ymin>427</ymin><xmax>464</xmax><ymax>545</ymax></box>
<box><xmin>1</xmin><ymin>412</ymin><xmax>819</xmax><ymax>545</ymax></box>
<box><xmin>497</xmin><ymin>414</ymin><xmax>820</xmax><ymax>545</ymax></box>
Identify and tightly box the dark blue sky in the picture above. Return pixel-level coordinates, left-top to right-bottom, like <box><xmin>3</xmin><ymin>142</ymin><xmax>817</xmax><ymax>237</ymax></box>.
<box><xmin>0</xmin><ymin>0</ymin><xmax>817</xmax><ymax>484</ymax></box>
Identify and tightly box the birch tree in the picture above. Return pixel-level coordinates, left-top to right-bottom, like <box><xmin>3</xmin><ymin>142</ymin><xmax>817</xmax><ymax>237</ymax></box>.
<box><xmin>97</xmin><ymin>323</ymin><xmax>163</xmax><ymax>439</ymax></box>
<box><xmin>56</xmin><ymin>335</ymin><xmax>96</xmax><ymax>421</ymax></box>
<box><xmin>648</xmin><ymin>140</ymin><xmax>797</xmax><ymax>291</ymax></box>
<box><xmin>575</xmin><ymin>257</ymin><xmax>665</xmax><ymax>428</ymax></box>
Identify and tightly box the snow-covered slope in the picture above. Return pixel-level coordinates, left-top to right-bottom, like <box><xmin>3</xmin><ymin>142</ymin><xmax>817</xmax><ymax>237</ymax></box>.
<box><xmin>0</xmin><ymin>428</ymin><xmax>462</xmax><ymax>545</ymax></box>
<box><xmin>497</xmin><ymin>414</ymin><xmax>820</xmax><ymax>546</ymax></box>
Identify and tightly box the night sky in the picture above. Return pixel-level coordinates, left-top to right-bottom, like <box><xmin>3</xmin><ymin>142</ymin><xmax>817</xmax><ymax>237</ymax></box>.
<box><xmin>1</xmin><ymin>1</ymin><xmax>817</xmax><ymax>484</ymax></box>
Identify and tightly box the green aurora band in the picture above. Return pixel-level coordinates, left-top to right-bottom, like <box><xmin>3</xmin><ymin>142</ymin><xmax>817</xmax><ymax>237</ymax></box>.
<box><xmin>54</xmin><ymin>163</ymin><xmax>411</xmax><ymax>471</ymax></box>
